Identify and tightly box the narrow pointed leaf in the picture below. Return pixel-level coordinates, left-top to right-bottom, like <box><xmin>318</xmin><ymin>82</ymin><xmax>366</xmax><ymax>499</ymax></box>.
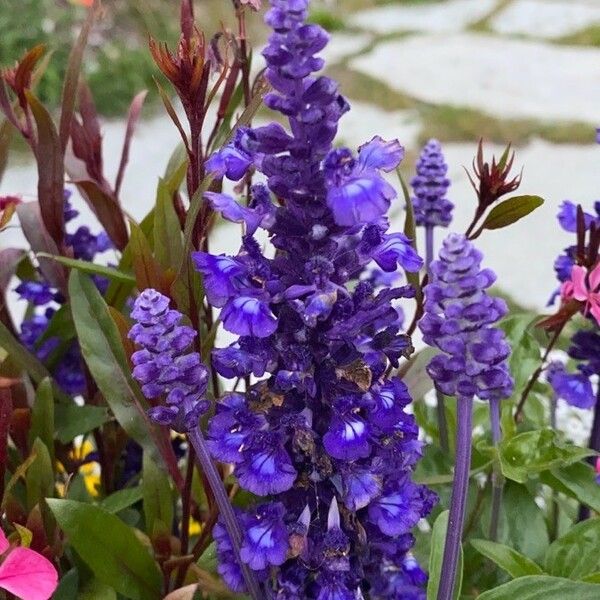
<box><xmin>25</xmin><ymin>91</ymin><xmax>65</xmax><ymax>246</ymax></box>
<box><xmin>482</xmin><ymin>195</ymin><xmax>544</xmax><ymax>231</ymax></box>
<box><xmin>477</xmin><ymin>576</ymin><xmax>600</xmax><ymax>600</ymax></box>
<box><xmin>471</xmin><ymin>539</ymin><xmax>544</xmax><ymax>578</ymax></box>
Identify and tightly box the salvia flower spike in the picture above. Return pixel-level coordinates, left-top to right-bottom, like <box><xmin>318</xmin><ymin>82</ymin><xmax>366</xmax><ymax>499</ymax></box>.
<box><xmin>192</xmin><ymin>0</ymin><xmax>435</xmax><ymax>596</ymax></box>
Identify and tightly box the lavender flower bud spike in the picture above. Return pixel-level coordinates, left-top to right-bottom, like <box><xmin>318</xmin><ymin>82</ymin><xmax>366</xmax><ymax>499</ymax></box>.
<box><xmin>419</xmin><ymin>234</ymin><xmax>513</xmax><ymax>599</ymax></box>
<box><xmin>412</xmin><ymin>139</ymin><xmax>453</xmax><ymax>452</ymax></box>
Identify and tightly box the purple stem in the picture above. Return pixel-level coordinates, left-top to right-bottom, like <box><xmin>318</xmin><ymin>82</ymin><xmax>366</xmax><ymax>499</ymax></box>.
<box><xmin>437</xmin><ymin>395</ymin><xmax>473</xmax><ymax>600</ymax></box>
<box><xmin>187</xmin><ymin>426</ymin><xmax>263</xmax><ymax>599</ymax></box>
<box><xmin>488</xmin><ymin>397</ymin><xmax>503</xmax><ymax>541</ymax></box>
<box><xmin>426</xmin><ymin>225</ymin><xmax>449</xmax><ymax>453</ymax></box>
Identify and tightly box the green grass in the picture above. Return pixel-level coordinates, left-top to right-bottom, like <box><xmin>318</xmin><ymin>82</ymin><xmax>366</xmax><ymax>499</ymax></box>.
<box><xmin>418</xmin><ymin>105</ymin><xmax>593</xmax><ymax>146</ymax></box>
<box><xmin>0</xmin><ymin>0</ymin><xmax>183</xmax><ymax>116</ymax></box>
<box><xmin>469</xmin><ymin>0</ymin><xmax>515</xmax><ymax>33</ymax></box>
<box><xmin>555</xmin><ymin>25</ymin><xmax>600</xmax><ymax>48</ymax></box>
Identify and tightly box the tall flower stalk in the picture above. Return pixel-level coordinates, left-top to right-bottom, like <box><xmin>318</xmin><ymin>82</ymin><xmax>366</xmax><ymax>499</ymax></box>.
<box><xmin>187</xmin><ymin>0</ymin><xmax>436</xmax><ymax>596</ymax></box>
<box><xmin>419</xmin><ymin>234</ymin><xmax>513</xmax><ymax>599</ymax></box>
<box><xmin>412</xmin><ymin>139</ymin><xmax>453</xmax><ymax>452</ymax></box>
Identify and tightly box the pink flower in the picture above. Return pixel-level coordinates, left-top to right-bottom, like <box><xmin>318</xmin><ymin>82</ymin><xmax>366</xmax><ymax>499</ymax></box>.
<box><xmin>0</xmin><ymin>528</ymin><xmax>58</xmax><ymax>600</ymax></box>
<box><xmin>596</xmin><ymin>457</ymin><xmax>600</xmax><ymax>485</ymax></box>
<box><xmin>560</xmin><ymin>264</ymin><xmax>600</xmax><ymax>325</ymax></box>
<box><xmin>241</xmin><ymin>0</ymin><xmax>262</xmax><ymax>9</ymax></box>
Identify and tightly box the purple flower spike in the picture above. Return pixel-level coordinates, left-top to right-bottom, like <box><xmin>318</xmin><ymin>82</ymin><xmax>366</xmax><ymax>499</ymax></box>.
<box><xmin>411</xmin><ymin>139</ymin><xmax>453</xmax><ymax>229</ymax></box>
<box><xmin>419</xmin><ymin>233</ymin><xmax>513</xmax><ymax>402</ymax></box>
<box><xmin>197</xmin><ymin>1</ymin><xmax>433</xmax><ymax>596</ymax></box>
<box><xmin>128</xmin><ymin>289</ymin><xmax>210</xmax><ymax>432</ymax></box>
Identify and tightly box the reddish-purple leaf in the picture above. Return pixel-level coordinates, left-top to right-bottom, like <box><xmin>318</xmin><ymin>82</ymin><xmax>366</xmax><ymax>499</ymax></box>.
<box><xmin>59</xmin><ymin>2</ymin><xmax>98</xmax><ymax>153</ymax></box>
<box><xmin>115</xmin><ymin>90</ymin><xmax>147</xmax><ymax>197</ymax></box>
<box><xmin>0</xmin><ymin>85</ymin><xmax>19</xmax><ymax>134</ymax></box>
<box><xmin>15</xmin><ymin>202</ymin><xmax>67</xmax><ymax>293</ymax></box>
<box><xmin>0</xmin><ymin>249</ymin><xmax>24</xmax><ymax>298</ymax></box>
<box><xmin>74</xmin><ymin>180</ymin><xmax>129</xmax><ymax>250</ymax></box>
<box><xmin>75</xmin><ymin>82</ymin><xmax>103</xmax><ymax>180</ymax></box>
<box><xmin>24</xmin><ymin>91</ymin><xmax>65</xmax><ymax>247</ymax></box>
<box><xmin>0</xmin><ymin>121</ymin><xmax>13</xmax><ymax>183</ymax></box>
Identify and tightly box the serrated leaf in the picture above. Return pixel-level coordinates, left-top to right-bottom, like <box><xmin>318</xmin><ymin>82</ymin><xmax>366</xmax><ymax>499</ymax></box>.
<box><xmin>499</xmin><ymin>429</ymin><xmax>595</xmax><ymax>483</ymax></box>
<box><xmin>47</xmin><ymin>499</ymin><xmax>161</xmax><ymax>600</ymax></box>
<box><xmin>545</xmin><ymin>518</ymin><xmax>600</xmax><ymax>579</ymax></box>
<box><xmin>427</xmin><ymin>510</ymin><xmax>463</xmax><ymax>600</ymax></box>
<box><xmin>477</xmin><ymin>576</ymin><xmax>600</xmax><ymax>599</ymax></box>
<box><xmin>471</xmin><ymin>539</ymin><xmax>544</xmax><ymax>579</ymax></box>
<box><xmin>482</xmin><ymin>195</ymin><xmax>544</xmax><ymax>231</ymax></box>
<box><xmin>541</xmin><ymin>462</ymin><xmax>600</xmax><ymax>514</ymax></box>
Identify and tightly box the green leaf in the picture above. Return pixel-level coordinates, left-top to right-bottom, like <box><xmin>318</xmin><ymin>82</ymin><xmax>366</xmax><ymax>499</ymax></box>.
<box><xmin>545</xmin><ymin>518</ymin><xmax>600</xmax><ymax>579</ymax></box>
<box><xmin>54</xmin><ymin>404</ymin><xmax>111</xmax><ymax>444</ymax></box>
<box><xmin>142</xmin><ymin>452</ymin><xmax>174</xmax><ymax>534</ymax></box>
<box><xmin>427</xmin><ymin>510</ymin><xmax>463</xmax><ymax>600</ymax></box>
<box><xmin>79</xmin><ymin>578</ymin><xmax>117</xmax><ymax>600</ymax></box>
<box><xmin>100</xmin><ymin>487</ymin><xmax>144</xmax><ymax>514</ymax></box>
<box><xmin>398</xmin><ymin>168</ymin><xmax>421</xmax><ymax>293</ymax></box>
<box><xmin>499</xmin><ymin>429</ymin><xmax>595</xmax><ymax>483</ymax></box>
<box><xmin>26</xmin><ymin>438</ymin><xmax>54</xmax><ymax>511</ymax></box>
<box><xmin>52</xmin><ymin>568</ymin><xmax>79</xmax><ymax>600</ymax></box>
<box><xmin>68</xmin><ymin>270</ymin><xmax>179</xmax><ymax>483</ymax></box>
<box><xmin>541</xmin><ymin>463</ymin><xmax>600</xmax><ymax>514</ymax></box>
<box><xmin>471</xmin><ymin>539</ymin><xmax>544</xmax><ymax>578</ymax></box>
<box><xmin>38</xmin><ymin>253</ymin><xmax>135</xmax><ymax>283</ymax></box>
<box><xmin>48</xmin><ymin>499</ymin><xmax>161</xmax><ymax>600</ymax></box>
<box><xmin>502</xmin><ymin>482</ymin><xmax>549</xmax><ymax>563</ymax></box>
<box><xmin>477</xmin><ymin>576</ymin><xmax>600</xmax><ymax>599</ymax></box>
<box><xmin>0</xmin><ymin>320</ymin><xmax>54</xmax><ymax>390</ymax></box>
<box><xmin>129</xmin><ymin>222</ymin><xmax>164</xmax><ymax>292</ymax></box>
<box><xmin>29</xmin><ymin>378</ymin><xmax>54</xmax><ymax>464</ymax></box>
<box><xmin>481</xmin><ymin>195</ymin><xmax>544</xmax><ymax>231</ymax></box>
<box><xmin>154</xmin><ymin>175</ymin><xmax>185</xmax><ymax>270</ymax></box>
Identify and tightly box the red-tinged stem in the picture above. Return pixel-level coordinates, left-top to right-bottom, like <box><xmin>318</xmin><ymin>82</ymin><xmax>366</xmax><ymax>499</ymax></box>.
<box><xmin>437</xmin><ymin>396</ymin><xmax>473</xmax><ymax>600</ymax></box>
<box><xmin>187</xmin><ymin>426</ymin><xmax>263</xmax><ymax>599</ymax></box>
<box><xmin>0</xmin><ymin>387</ymin><xmax>12</xmax><ymax>500</ymax></box>
<box><xmin>488</xmin><ymin>397</ymin><xmax>503</xmax><ymax>541</ymax></box>
<box><xmin>514</xmin><ymin>325</ymin><xmax>564</xmax><ymax>423</ymax></box>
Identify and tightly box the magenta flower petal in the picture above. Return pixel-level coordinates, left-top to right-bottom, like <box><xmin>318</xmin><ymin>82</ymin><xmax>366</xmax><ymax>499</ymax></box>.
<box><xmin>0</xmin><ymin>547</ymin><xmax>58</xmax><ymax>600</ymax></box>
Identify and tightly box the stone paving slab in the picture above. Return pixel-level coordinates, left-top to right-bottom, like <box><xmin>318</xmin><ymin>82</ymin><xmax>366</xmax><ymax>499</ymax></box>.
<box><xmin>348</xmin><ymin>0</ymin><xmax>496</xmax><ymax>34</ymax></box>
<box><xmin>351</xmin><ymin>32</ymin><xmax>600</xmax><ymax>122</ymax></box>
<box><xmin>491</xmin><ymin>0</ymin><xmax>600</xmax><ymax>39</ymax></box>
